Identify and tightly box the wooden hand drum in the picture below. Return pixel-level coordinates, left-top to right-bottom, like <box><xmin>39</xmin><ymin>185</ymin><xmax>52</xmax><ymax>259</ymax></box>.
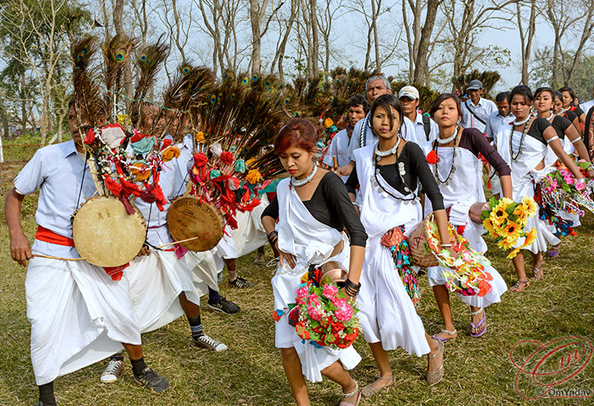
<box><xmin>72</xmin><ymin>195</ymin><xmax>147</xmax><ymax>267</ymax></box>
<box><xmin>167</xmin><ymin>196</ymin><xmax>223</xmax><ymax>252</ymax></box>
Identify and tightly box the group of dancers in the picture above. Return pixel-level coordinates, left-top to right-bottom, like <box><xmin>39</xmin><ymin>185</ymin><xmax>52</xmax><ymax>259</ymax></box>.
<box><xmin>264</xmin><ymin>76</ymin><xmax>593</xmax><ymax>405</ymax></box>
<box><xmin>5</xmin><ymin>74</ymin><xmax>594</xmax><ymax>406</ymax></box>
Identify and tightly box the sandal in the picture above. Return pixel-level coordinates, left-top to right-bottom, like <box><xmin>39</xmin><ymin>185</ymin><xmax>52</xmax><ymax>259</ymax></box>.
<box><xmin>361</xmin><ymin>374</ymin><xmax>395</xmax><ymax>398</ymax></box>
<box><xmin>531</xmin><ymin>260</ymin><xmax>544</xmax><ymax>281</ymax></box>
<box><xmin>427</xmin><ymin>338</ymin><xmax>445</xmax><ymax>385</ymax></box>
<box><xmin>548</xmin><ymin>243</ymin><xmax>561</xmax><ymax>259</ymax></box>
<box><xmin>339</xmin><ymin>380</ymin><xmax>361</xmax><ymax>406</ymax></box>
<box><xmin>509</xmin><ymin>280</ymin><xmax>530</xmax><ymax>292</ymax></box>
<box><xmin>469</xmin><ymin>308</ymin><xmax>486</xmax><ymax>338</ymax></box>
<box><xmin>431</xmin><ymin>328</ymin><xmax>457</xmax><ymax>343</ymax></box>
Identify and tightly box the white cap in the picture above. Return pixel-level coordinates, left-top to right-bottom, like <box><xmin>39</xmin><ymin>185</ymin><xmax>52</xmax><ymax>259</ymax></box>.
<box><xmin>398</xmin><ymin>86</ymin><xmax>419</xmax><ymax>100</ymax></box>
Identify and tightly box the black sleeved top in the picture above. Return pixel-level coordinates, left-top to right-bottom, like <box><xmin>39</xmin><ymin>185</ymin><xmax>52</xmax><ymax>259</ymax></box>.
<box><xmin>524</xmin><ymin>117</ymin><xmax>552</xmax><ymax>144</ymax></box>
<box><xmin>551</xmin><ymin>115</ymin><xmax>572</xmax><ymax>139</ymax></box>
<box><xmin>458</xmin><ymin>128</ymin><xmax>511</xmax><ymax>176</ymax></box>
<box><xmin>261</xmin><ymin>172</ymin><xmax>368</xmax><ymax>247</ymax></box>
<box><xmin>345</xmin><ymin>141</ymin><xmax>445</xmax><ymax>211</ymax></box>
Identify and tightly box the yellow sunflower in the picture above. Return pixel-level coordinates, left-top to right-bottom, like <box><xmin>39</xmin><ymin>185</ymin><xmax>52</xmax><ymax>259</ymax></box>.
<box><xmin>506</xmin><ymin>246</ymin><xmax>522</xmax><ymax>259</ymax></box>
<box><xmin>195</xmin><ymin>131</ymin><xmax>206</xmax><ymax>143</ymax></box>
<box><xmin>490</xmin><ymin>200</ymin><xmax>510</xmax><ymax>228</ymax></box>
<box><xmin>521</xmin><ymin>196</ymin><xmax>538</xmax><ymax>217</ymax></box>
<box><xmin>504</xmin><ymin>221</ymin><xmax>523</xmax><ymax>241</ymax></box>
<box><xmin>512</xmin><ymin>205</ymin><xmax>528</xmax><ymax>225</ymax></box>
<box><xmin>498</xmin><ymin>236</ymin><xmax>516</xmax><ymax>251</ymax></box>
<box><xmin>482</xmin><ymin>218</ymin><xmax>498</xmax><ymax>237</ymax></box>
<box><xmin>523</xmin><ymin>229</ymin><xmax>538</xmax><ymax>247</ymax></box>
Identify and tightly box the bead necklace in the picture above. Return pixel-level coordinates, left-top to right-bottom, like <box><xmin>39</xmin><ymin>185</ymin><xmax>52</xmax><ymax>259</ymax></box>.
<box><xmin>374</xmin><ymin>137</ymin><xmax>401</xmax><ymax>162</ymax></box>
<box><xmin>513</xmin><ymin>116</ymin><xmax>531</xmax><ymax>126</ymax></box>
<box><xmin>371</xmin><ymin>147</ymin><xmax>418</xmax><ymax>204</ymax></box>
<box><xmin>432</xmin><ymin>127</ymin><xmax>460</xmax><ymax>186</ymax></box>
<box><xmin>290</xmin><ymin>163</ymin><xmax>317</xmax><ymax>188</ymax></box>
<box><xmin>509</xmin><ymin>115</ymin><xmax>533</xmax><ymax>161</ymax></box>
<box><xmin>436</xmin><ymin>128</ymin><xmax>458</xmax><ymax>145</ymax></box>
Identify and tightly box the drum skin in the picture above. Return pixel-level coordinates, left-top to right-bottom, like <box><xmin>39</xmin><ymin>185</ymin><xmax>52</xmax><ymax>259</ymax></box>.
<box><xmin>167</xmin><ymin>196</ymin><xmax>223</xmax><ymax>252</ymax></box>
<box><xmin>73</xmin><ymin>195</ymin><xmax>147</xmax><ymax>267</ymax></box>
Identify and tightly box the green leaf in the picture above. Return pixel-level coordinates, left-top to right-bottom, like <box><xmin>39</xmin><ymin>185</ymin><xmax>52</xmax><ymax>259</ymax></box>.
<box><xmin>505</xmin><ymin>203</ymin><xmax>516</xmax><ymax>215</ymax></box>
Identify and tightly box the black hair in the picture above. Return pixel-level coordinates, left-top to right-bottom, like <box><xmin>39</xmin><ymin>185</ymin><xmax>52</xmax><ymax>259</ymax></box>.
<box><xmin>553</xmin><ymin>90</ymin><xmax>563</xmax><ymax>102</ymax></box>
<box><xmin>429</xmin><ymin>93</ymin><xmax>463</xmax><ymax>119</ymax></box>
<box><xmin>534</xmin><ymin>87</ymin><xmax>555</xmax><ymax>100</ymax></box>
<box><xmin>509</xmin><ymin>85</ymin><xmax>533</xmax><ymax>103</ymax></box>
<box><xmin>370</xmin><ymin>94</ymin><xmax>403</xmax><ymax>132</ymax></box>
<box><xmin>495</xmin><ymin>91</ymin><xmax>510</xmax><ymax>103</ymax></box>
<box><xmin>558</xmin><ymin>86</ymin><xmax>576</xmax><ymax>101</ymax></box>
<box><xmin>349</xmin><ymin>94</ymin><xmax>370</xmax><ymax>114</ymax></box>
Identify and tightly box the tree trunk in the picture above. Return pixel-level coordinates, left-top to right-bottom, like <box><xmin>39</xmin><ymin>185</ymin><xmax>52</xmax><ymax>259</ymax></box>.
<box><xmin>371</xmin><ymin>0</ymin><xmax>381</xmax><ymax>72</ymax></box>
<box><xmin>310</xmin><ymin>0</ymin><xmax>319</xmax><ymax>79</ymax></box>
<box><xmin>413</xmin><ymin>0</ymin><xmax>440</xmax><ymax>85</ymax></box>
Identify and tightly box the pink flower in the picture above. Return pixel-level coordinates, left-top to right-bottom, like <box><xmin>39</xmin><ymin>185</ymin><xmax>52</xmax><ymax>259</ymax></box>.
<box><xmin>332</xmin><ymin>297</ymin><xmax>347</xmax><ymax>308</ymax></box>
<box><xmin>335</xmin><ymin>305</ymin><xmax>353</xmax><ymax>321</ymax></box>
<box><xmin>564</xmin><ymin>176</ymin><xmax>574</xmax><ymax>185</ymax></box>
<box><xmin>297</xmin><ymin>286</ymin><xmax>308</xmax><ymax>299</ymax></box>
<box><xmin>308</xmin><ymin>306</ymin><xmax>323</xmax><ymax>321</ymax></box>
<box><xmin>322</xmin><ymin>284</ymin><xmax>338</xmax><ymax>299</ymax></box>
<box><xmin>576</xmin><ymin>181</ymin><xmax>586</xmax><ymax>191</ymax></box>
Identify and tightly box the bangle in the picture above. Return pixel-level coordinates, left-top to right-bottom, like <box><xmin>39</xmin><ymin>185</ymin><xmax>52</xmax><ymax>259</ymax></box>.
<box><xmin>267</xmin><ymin>230</ymin><xmax>278</xmax><ymax>239</ymax></box>
<box><xmin>440</xmin><ymin>243</ymin><xmax>452</xmax><ymax>247</ymax></box>
<box><xmin>345</xmin><ymin>278</ymin><xmax>361</xmax><ymax>296</ymax></box>
<box><xmin>577</xmin><ymin>178</ymin><xmax>586</xmax><ymax>183</ymax></box>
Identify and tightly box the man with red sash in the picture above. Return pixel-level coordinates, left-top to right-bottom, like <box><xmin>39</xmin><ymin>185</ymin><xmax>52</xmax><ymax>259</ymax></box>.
<box><xmin>4</xmin><ymin>100</ymin><xmax>169</xmax><ymax>405</ymax></box>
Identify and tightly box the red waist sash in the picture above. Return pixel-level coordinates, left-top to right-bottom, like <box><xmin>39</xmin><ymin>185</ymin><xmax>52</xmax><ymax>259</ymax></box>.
<box><xmin>35</xmin><ymin>226</ymin><xmax>75</xmax><ymax>247</ymax></box>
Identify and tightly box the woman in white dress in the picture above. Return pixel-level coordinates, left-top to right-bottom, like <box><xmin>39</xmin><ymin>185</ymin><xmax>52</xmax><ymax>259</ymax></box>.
<box><xmin>533</xmin><ymin>87</ymin><xmax>594</xmax><ymax>257</ymax></box>
<box><xmin>261</xmin><ymin>118</ymin><xmax>367</xmax><ymax>406</ymax></box>
<box><xmin>345</xmin><ymin>94</ymin><xmax>450</xmax><ymax>397</ymax></box>
<box><xmin>422</xmin><ymin>94</ymin><xmax>511</xmax><ymax>342</ymax></box>
<box><xmin>495</xmin><ymin>86</ymin><xmax>585</xmax><ymax>291</ymax></box>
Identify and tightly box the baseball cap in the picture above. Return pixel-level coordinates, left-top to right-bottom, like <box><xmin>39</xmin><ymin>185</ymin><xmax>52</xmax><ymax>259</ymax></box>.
<box><xmin>466</xmin><ymin>80</ymin><xmax>483</xmax><ymax>91</ymax></box>
<box><xmin>398</xmin><ymin>86</ymin><xmax>419</xmax><ymax>100</ymax></box>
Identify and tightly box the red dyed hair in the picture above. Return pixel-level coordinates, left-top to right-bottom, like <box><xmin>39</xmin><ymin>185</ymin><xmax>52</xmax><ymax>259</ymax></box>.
<box><xmin>274</xmin><ymin>118</ymin><xmax>318</xmax><ymax>154</ymax></box>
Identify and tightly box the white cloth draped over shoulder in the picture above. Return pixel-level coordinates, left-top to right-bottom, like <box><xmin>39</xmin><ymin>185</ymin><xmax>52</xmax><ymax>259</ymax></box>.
<box><xmin>496</xmin><ymin>124</ymin><xmax>560</xmax><ymax>252</ymax></box>
<box><xmin>26</xmin><ymin>255</ymin><xmax>140</xmax><ymax>385</ymax></box>
<box><xmin>229</xmin><ymin>194</ymin><xmax>269</xmax><ymax>257</ymax></box>
<box><xmin>271</xmin><ymin>178</ymin><xmax>361</xmax><ymax>383</ymax></box>
<box><xmin>421</xmin><ymin>142</ymin><xmax>507</xmax><ymax>308</ymax></box>
<box><xmin>353</xmin><ymin>144</ymin><xmax>430</xmax><ymax>356</ymax></box>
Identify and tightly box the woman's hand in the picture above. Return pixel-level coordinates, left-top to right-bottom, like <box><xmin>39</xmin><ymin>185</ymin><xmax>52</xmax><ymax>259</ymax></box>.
<box><xmin>586</xmin><ymin>168</ymin><xmax>594</xmax><ymax>179</ymax></box>
<box><xmin>278</xmin><ymin>244</ymin><xmax>296</xmax><ymax>269</ymax></box>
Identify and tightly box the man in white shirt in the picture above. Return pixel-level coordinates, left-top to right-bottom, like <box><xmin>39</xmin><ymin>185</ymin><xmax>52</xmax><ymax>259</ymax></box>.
<box><xmin>337</xmin><ymin>75</ymin><xmax>416</xmax><ymax>177</ymax></box>
<box><xmin>398</xmin><ymin>85</ymin><xmax>438</xmax><ymax>144</ymax></box>
<box><xmin>485</xmin><ymin>91</ymin><xmax>513</xmax><ymax>142</ymax></box>
<box><xmin>461</xmin><ymin>79</ymin><xmax>497</xmax><ymax>134</ymax></box>
<box><xmin>323</xmin><ymin>94</ymin><xmax>368</xmax><ymax>181</ymax></box>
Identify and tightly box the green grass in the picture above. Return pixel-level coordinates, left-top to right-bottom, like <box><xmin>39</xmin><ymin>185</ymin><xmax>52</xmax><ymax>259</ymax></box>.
<box><xmin>0</xmin><ymin>160</ymin><xmax>593</xmax><ymax>405</ymax></box>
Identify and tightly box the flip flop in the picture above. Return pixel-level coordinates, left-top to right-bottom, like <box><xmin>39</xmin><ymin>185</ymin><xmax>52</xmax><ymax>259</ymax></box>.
<box><xmin>431</xmin><ymin>329</ymin><xmax>457</xmax><ymax>343</ymax></box>
<box><xmin>510</xmin><ymin>280</ymin><xmax>530</xmax><ymax>292</ymax></box>
<box><xmin>470</xmin><ymin>309</ymin><xmax>486</xmax><ymax>338</ymax></box>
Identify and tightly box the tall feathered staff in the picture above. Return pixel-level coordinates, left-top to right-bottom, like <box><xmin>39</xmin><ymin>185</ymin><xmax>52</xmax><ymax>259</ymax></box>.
<box><xmin>71</xmin><ymin>36</ymin><xmax>104</xmax><ymax>128</ymax></box>
<box><xmin>102</xmin><ymin>34</ymin><xmax>136</xmax><ymax>123</ymax></box>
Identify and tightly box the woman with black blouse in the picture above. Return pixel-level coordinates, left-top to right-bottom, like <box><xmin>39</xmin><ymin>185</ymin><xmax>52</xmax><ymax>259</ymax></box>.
<box><xmin>261</xmin><ymin>118</ymin><xmax>366</xmax><ymax>406</ymax></box>
<box><xmin>495</xmin><ymin>86</ymin><xmax>584</xmax><ymax>292</ymax></box>
<box><xmin>422</xmin><ymin>94</ymin><xmax>511</xmax><ymax>342</ymax></box>
<box><xmin>559</xmin><ymin>86</ymin><xmax>586</xmax><ymax>126</ymax></box>
<box><xmin>553</xmin><ymin>90</ymin><xmax>583</xmax><ymax>137</ymax></box>
<box><xmin>345</xmin><ymin>94</ymin><xmax>449</xmax><ymax>396</ymax></box>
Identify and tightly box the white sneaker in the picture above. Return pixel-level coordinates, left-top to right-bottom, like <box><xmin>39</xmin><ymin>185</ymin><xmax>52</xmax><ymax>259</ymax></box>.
<box><xmin>101</xmin><ymin>358</ymin><xmax>124</xmax><ymax>383</ymax></box>
<box><xmin>192</xmin><ymin>334</ymin><xmax>228</xmax><ymax>352</ymax></box>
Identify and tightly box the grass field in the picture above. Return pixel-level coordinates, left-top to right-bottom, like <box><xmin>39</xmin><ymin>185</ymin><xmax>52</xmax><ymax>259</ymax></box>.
<box><xmin>0</xmin><ymin>144</ymin><xmax>593</xmax><ymax>405</ymax></box>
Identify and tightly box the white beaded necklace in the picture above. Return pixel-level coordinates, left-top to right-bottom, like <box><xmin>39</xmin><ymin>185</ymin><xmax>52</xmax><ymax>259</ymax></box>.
<box><xmin>290</xmin><ymin>163</ymin><xmax>317</xmax><ymax>188</ymax></box>
<box><xmin>374</xmin><ymin>137</ymin><xmax>401</xmax><ymax>162</ymax></box>
<box><xmin>513</xmin><ymin>115</ymin><xmax>531</xmax><ymax>126</ymax></box>
<box><xmin>436</xmin><ymin>127</ymin><xmax>459</xmax><ymax>145</ymax></box>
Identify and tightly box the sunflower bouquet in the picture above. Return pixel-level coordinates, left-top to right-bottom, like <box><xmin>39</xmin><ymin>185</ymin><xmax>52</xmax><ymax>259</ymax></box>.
<box><xmin>480</xmin><ymin>196</ymin><xmax>538</xmax><ymax>259</ymax></box>
<box><xmin>425</xmin><ymin>221</ymin><xmax>495</xmax><ymax>296</ymax></box>
<box><xmin>293</xmin><ymin>279</ymin><xmax>361</xmax><ymax>350</ymax></box>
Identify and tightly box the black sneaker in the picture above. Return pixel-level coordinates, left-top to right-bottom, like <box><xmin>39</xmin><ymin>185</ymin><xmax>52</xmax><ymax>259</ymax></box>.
<box><xmin>208</xmin><ymin>297</ymin><xmax>240</xmax><ymax>314</ymax></box>
<box><xmin>229</xmin><ymin>276</ymin><xmax>253</xmax><ymax>288</ymax></box>
<box><xmin>134</xmin><ymin>367</ymin><xmax>170</xmax><ymax>393</ymax></box>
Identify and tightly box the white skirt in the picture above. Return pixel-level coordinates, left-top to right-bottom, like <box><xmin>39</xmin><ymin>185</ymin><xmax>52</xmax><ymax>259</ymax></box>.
<box><xmin>26</xmin><ymin>255</ymin><xmax>140</xmax><ymax>385</ymax></box>
<box><xmin>271</xmin><ymin>257</ymin><xmax>361</xmax><ymax>383</ymax></box>
<box><xmin>184</xmin><ymin>250</ymin><xmax>221</xmax><ymax>295</ymax></box>
<box><xmin>127</xmin><ymin>250</ymin><xmax>201</xmax><ymax>333</ymax></box>
<box><xmin>357</xmin><ymin>238</ymin><xmax>430</xmax><ymax>356</ymax></box>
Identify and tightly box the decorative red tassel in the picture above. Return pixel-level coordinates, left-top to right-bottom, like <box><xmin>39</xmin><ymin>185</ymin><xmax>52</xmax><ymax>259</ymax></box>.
<box><xmin>103</xmin><ymin>263</ymin><xmax>129</xmax><ymax>281</ymax></box>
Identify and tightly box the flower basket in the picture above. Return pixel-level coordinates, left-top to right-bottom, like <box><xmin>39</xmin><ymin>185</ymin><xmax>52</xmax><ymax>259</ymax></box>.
<box><xmin>408</xmin><ymin>213</ymin><xmax>462</xmax><ymax>267</ymax></box>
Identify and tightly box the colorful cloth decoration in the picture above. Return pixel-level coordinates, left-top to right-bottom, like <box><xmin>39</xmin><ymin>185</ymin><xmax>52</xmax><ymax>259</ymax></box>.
<box><xmin>380</xmin><ymin>226</ymin><xmax>420</xmax><ymax>307</ymax></box>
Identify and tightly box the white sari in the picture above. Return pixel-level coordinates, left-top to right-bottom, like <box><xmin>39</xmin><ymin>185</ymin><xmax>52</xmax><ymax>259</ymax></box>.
<box><xmin>271</xmin><ymin>179</ymin><xmax>361</xmax><ymax>382</ymax></box>
<box><xmin>422</xmin><ymin>143</ymin><xmax>507</xmax><ymax>308</ymax></box>
<box><xmin>496</xmin><ymin>124</ymin><xmax>560</xmax><ymax>252</ymax></box>
<box><xmin>353</xmin><ymin>145</ymin><xmax>430</xmax><ymax>356</ymax></box>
